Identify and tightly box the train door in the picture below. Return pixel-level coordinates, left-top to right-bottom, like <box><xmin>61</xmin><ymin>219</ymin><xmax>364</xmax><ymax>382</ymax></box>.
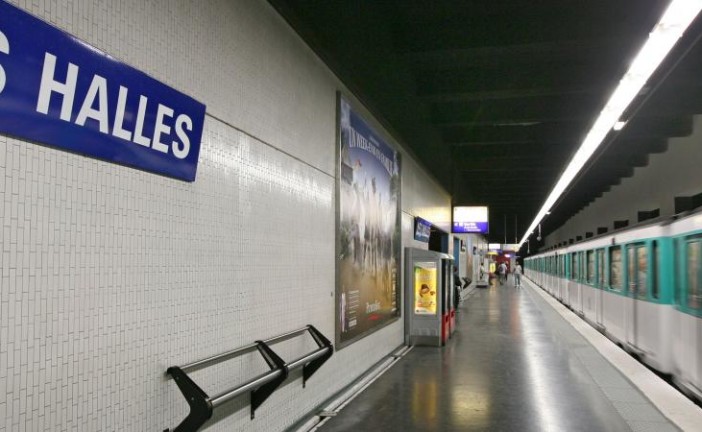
<box><xmin>566</xmin><ymin>252</ymin><xmax>578</xmax><ymax>307</ymax></box>
<box><xmin>583</xmin><ymin>250</ymin><xmax>595</xmax><ymax>319</ymax></box>
<box><xmin>559</xmin><ymin>255</ymin><xmax>565</xmax><ymax>299</ymax></box>
<box><xmin>562</xmin><ymin>254</ymin><xmax>570</xmax><ymax>301</ymax></box>
<box><xmin>596</xmin><ymin>248</ymin><xmax>605</xmax><ymax>325</ymax></box>
<box><xmin>553</xmin><ymin>255</ymin><xmax>563</xmax><ymax>298</ymax></box>
<box><xmin>577</xmin><ymin>251</ymin><xmax>584</xmax><ymax>314</ymax></box>
<box><xmin>560</xmin><ymin>254</ymin><xmax>566</xmax><ymax>300</ymax></box>
<box><xmin>626</xmin><ymin>242</ymin><xmax>647</xmax><ymax>346</ymax></box>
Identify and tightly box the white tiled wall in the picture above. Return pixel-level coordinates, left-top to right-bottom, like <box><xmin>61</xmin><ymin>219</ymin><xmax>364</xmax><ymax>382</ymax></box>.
<box><xmin>0</xmin><ymin>1</ymin><xmax>451</xmax><ymax>431</ymax></box>
<box><xmin>402</xmin><ymin>156</ymin><xmax>452</xmax><ymax>233</ymax></box>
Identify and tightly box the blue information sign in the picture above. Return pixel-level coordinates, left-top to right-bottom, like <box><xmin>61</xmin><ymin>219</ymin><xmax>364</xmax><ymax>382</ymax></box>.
<box><xmin>414</xmin><ymin>217</ymin><xmax>431</xmax><ymax>242</ymax></box>
<box><xmin>0</xmin><ymin>2</ymin><xmax>206</xmax><ymax>181</ymax></box>
<box><xmin>452</xmin><ymin>221</ymin><xmax>489</xmax><ymax>234</ymax></box>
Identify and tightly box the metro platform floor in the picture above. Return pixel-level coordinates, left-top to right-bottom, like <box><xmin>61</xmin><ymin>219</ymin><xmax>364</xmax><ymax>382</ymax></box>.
<box><xmin>313</xmin><ymin>277</ymin><xmax>689</xmax><ymax>432</ymax></box>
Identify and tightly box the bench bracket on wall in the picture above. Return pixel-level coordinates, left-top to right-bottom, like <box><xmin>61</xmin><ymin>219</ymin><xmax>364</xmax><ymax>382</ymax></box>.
<box><xmin>165</xmin><ymin>325</ymin><xmax>333</xmax><ymax>432</ymax></box>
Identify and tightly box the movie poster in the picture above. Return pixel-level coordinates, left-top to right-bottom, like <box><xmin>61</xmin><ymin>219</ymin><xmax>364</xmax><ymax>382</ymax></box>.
<box><xmin>337</xmin><ymin>94</ymin><xmax>401</xmax><ymax>347</ymax></box>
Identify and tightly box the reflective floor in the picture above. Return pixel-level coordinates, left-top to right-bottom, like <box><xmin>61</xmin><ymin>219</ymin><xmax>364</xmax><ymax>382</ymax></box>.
<box><xmin>317</xmin><ymin>277</ymin><xmax>679</xmax><ymax>432</ymax></box>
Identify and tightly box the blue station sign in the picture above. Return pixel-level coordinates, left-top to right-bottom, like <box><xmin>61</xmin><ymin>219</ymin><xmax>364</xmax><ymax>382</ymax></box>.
<box><xmin>0</xmin><ymin>1</ymin><xmax>206</xmax><ymax>181</ymax></box>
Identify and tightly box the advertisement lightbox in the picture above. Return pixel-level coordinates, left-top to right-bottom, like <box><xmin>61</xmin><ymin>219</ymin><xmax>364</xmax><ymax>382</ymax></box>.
<box><xmin>413</xmin><ymin>262</ymin><xmax>437</xmax><ymax>315</ymax></box>
<box><xmin>452</xmin><ymin>206</ymin><xmax>489</xmax><ymax>233</ymax></box>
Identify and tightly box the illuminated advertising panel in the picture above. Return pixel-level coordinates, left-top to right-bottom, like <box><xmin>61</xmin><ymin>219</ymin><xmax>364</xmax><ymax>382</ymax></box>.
<box><xmin>502</xmin><ymin>243</ymin><xmax>519</xmax><ymax>252</ymax></box>
<box><xmin>452</xmin><ymin>206</ymin><xmax>489</xmax><ymax>233</ymax></box>
<box><xmin>414</xmin><ymin>262</ymin><xmax>437</xmax><ymax>315</ymax></box>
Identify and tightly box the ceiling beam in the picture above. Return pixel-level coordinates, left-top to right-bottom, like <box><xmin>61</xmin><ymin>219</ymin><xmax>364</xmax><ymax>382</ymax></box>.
<box><xmin>431</xmin><ymin>96</ymin><xmax>602</xmax><ymax>125</ymax></box>
<box><xmin>401</xmin><ymin>38</ymin><xmax>639</xmax><ymax>71</ymax></box>
<box><xmin>418</xmin><ymin>85</ymin><xmax>606</xmax><ymax>103</ymax></box>
<box><xmin>415</xmin><ymin>64</ymin><xmax>617</xmax><ymax>98</ymax></box>
<box><xmin>389</xmin><ymin>1</ymin><xmax>667</xmax><ymax>53</ymax></box>
<box><xmin>454</xmin><ymin>159</ymin><xmax>568</xmax><ymax>171</ymax></box>
<box><xmin>442</xmin><ymin>123</ymin><xmax>587</xmax><ymax>144</ymax></box>
<box><xmin>619</xmin><ymin>115</ymin><xmax>693</xmax><ymax>139</ymax></box>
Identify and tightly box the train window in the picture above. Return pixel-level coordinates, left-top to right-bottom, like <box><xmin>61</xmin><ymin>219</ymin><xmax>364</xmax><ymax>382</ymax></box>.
<box><xmin>609</xmin><ymin>246</ymin><xmax>622</xmax><ymax>291</ymax></box>
<box><xmin>638</xmin><ymin>246</ymin><xmax>648</xmax><ymax>299</ymax></box>
<box><xmin>575</xmin><ymin>252</ymin><xmax>580</xmax><ymax>281</ymax></box>
<box><xmin>558</xmin><ymin>256</ymin><xmax>565</xmax><ymax>277</ymax></box>
<box><xmin>597</xmin><ymin>249</ymin><xmax>605</xmax><ymax>287</ymax></box>
<box><xmin>652</xmin><ymin>241</ymin><xmax>659</xmax><ymax>300</ymax></box>
<box><xmin>571</xmin><ymin>253</ymin><xmax>578</xmax><ymax>280</ymax></box>
<box><xmin>626</xmin><ymin>243</ymin><xmax>647</xmax><ymax>299</ymax></box>
<box><xmin>587</xmin><ymin>250</ymin><xmax>595</xmax><ymax>284</ymax></box>
<box><xmin>686</xmin><ymin>238</ymin><xmax>701</xmax><ymax>310</ymax></box>
<box><xmin>553</xmin><ymin>256</ymin><xmax>557</xmax><ymax>275</ymax></box>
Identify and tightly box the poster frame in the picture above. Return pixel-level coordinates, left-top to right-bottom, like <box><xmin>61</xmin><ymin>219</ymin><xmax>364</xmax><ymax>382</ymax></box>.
<box><xmin>335</xmin><ymin>91</ymin><xmax>402</xmax><ymax>350</ymax></box>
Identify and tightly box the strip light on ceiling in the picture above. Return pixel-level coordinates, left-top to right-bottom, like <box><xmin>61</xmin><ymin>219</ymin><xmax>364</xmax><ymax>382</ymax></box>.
<box><xmin>518</xmin><ymin>0</ymin><xmax>702</xmax><ymax>249</ymax></box>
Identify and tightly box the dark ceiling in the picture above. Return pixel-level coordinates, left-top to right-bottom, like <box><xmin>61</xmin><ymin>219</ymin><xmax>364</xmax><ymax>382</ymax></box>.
<box><xmin>269</xmin><ymin>0</ymin><xmax>702</xmax><ymax>246</ymax></box>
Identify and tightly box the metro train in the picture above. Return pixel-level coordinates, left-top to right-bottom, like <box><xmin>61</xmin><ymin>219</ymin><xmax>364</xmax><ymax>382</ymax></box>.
<box><xmin>524</xmin><ymin>209</ymin><xmax>702</xmax><ymax>402</ymax></box>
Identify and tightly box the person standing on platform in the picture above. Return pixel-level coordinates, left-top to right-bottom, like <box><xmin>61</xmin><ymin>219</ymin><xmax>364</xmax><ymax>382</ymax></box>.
<box><xmin>453</xmin><ymin>266</ymin><xmax>462</xmax><ymax>308</ymax></box>
<box><xmin>498</xmin><ymin>262</ymin><xmax>507</xmax><ymax>285</ymax></box>
<box><xmin>514</xmin><ymin>262</ymin><xmax>523</xmax><ymax>287</ymax></box>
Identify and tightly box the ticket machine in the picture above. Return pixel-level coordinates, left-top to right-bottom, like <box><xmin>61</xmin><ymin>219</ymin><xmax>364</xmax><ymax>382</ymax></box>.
<box><xmin>405</xmin><ymin>248</ymin><xmax>455</xmax><ymax>346</ymax></box>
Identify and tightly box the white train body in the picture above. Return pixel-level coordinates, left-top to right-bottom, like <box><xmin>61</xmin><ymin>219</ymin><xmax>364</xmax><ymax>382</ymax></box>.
<box><xmin>526</xmin><ymin>211</ymin><xmax>702</xmax><ymax>400</ymax></box>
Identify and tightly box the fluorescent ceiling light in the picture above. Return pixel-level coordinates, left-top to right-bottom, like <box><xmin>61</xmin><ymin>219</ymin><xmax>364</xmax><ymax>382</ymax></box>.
<box><xmin>613</xmin><ymin>121</ymin><xmax>627</xmax><ymax>131</ymax></box>
<box><xmin>518</xmin><ymin>0</ymin><xmax>702</xmax><ymax>249</ymax></box>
